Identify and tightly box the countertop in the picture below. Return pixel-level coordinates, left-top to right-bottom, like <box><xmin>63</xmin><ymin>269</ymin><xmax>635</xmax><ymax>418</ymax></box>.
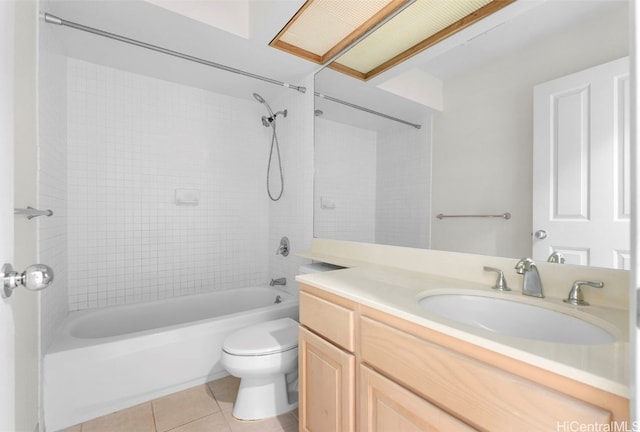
<box><xmin>296</xmin><ymin>265</ymin><xmax>630</xmax><ymax>398</ymax></box>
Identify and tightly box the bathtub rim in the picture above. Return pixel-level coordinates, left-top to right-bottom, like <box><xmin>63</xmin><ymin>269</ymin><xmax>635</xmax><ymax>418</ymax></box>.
<box><xmin>46</xmin><ymin>285</ymin><xmax>297</xmax><ymax>354</ymax></box>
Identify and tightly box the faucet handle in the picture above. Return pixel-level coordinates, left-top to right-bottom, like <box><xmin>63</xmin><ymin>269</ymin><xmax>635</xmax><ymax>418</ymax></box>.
<box><xmin>514</xmin><ymin>257</ymin><xmax>535</xmax><ymax>274</ymax></box>
<box><xmin>276</xmin><ymin>236</ymin><xmax>290</xmax><ymax>256</ymax></box>
<box><xmin>547</xmin><ymin>251</ymin><xmax>565</xmax><ymax>264</ymax></box>
<box><xmin>563</xmin><ymin>280</ymin><xmax>604</xmax><ymax>306</ymax></box>
<box><xmin>483</xmin><ymin>266</ymin><xmax>511</xmax><ymax>292</ymax></box>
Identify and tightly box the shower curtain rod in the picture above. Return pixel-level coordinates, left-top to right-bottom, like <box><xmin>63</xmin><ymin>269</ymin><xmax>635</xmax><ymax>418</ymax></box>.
<box><xmin>43</xmin><ymin>13</ymin><xmax>307</xmax><ymax>94</ymax></box>
<box><xmin>315</xmin><ymin>92</ymin><xmax>421</xmax><ymax>129</ymax></box>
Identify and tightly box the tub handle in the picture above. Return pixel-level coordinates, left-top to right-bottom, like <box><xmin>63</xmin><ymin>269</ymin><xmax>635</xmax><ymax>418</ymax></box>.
<box><xmin>276</xmin><ymin>236</ymin><xmax>289</xmax><ymax>256</ymax></box>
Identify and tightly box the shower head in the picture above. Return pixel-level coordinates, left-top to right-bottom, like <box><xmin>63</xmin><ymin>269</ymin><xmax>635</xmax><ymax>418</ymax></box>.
<box><xmin>253</xmin><ymin>93</ymin><xmax>288</xmax><ymax>127</ymax></box>
<box><xmin>253</xmin><ymin>92</ymin><xmax>274</xmax><ymax>118</ymax></box>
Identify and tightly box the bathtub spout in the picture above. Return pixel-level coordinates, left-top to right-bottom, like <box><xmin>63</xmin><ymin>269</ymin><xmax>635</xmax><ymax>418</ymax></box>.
<box><xmin>270</xmin><ymin>277</ymin><xmax>286</xmax><ymax>287</ymax></box>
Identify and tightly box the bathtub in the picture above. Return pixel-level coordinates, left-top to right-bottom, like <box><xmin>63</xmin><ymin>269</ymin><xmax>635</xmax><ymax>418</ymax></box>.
<box><xmin>43</xmin><ymin>286</ymin><xmax>298</xmax><ymax>431</ymax></box>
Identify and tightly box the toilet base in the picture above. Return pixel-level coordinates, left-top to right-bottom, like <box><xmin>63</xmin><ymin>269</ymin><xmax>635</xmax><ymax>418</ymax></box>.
<box><xmin>232</xmin><ymin>374</ymin><xmax>298</xmax><ymax>421</ymax></box>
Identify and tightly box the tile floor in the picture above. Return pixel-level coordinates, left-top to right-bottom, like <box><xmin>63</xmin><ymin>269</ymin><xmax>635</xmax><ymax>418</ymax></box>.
<box><xmin>65</xmin><ymin>376</ymin><xmax>298</xmax><ymax>432</ymax></box>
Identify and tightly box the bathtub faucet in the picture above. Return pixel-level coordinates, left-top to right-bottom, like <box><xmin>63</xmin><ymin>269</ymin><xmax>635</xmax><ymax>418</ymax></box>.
<box><xmin>270</xmin><ymin>277</ymin><xmax>286</xmax><ymax>287</ymax></box>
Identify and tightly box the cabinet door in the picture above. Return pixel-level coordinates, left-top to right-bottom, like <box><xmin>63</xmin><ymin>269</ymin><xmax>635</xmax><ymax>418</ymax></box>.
<box><xmin>360</xmin><ymin>316</ymin><xmax>614</xmax><ymax>430</ymax></box>
<box><xmin>299</xmin><ymin>326</ymin><xmax>355</xmax><ymax>432</ymax></box>
<box><xmin>359</xmin><ymin>365</ymin><xmax>476</xmax><ymax>432</ymax></box>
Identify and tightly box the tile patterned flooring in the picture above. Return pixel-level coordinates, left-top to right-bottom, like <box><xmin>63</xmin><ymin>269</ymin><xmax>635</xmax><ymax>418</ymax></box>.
<box><xmin>65</xmin><ymin>376</ymin><xmax>298</xmax><ymax>432</ymax></box>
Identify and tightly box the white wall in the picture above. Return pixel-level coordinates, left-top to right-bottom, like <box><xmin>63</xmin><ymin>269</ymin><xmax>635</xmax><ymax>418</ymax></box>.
<box><xmin>631</xmin><ymin>0</ymin><xmax>639</xmax><ymax>422</ymax></box>
<box><xmin>0</xmin><ymin>3</ymin><xmax>15</xmax><ymax>430</ymax></box>
<box><xmin>65</xmin><ymin>59</ymin><xmax>270</xmax><ymax>311</ymax></box>
<box><xmin>314</xmin><ymin>118</ymin><xmax>377</xmax><ymax>243</ymax></box>
<box><xmin>12</xmin><ymin>1</ymin><xmax>40</xmax><ymax>430</ymax></box>
<box><xmin>432</xmin><ymin>5</ymin><xmax>629</xmax><ymax>258</ymax></box>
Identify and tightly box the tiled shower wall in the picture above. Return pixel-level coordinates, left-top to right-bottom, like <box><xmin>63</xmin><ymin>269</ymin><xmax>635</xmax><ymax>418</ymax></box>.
<box><xmin>314</xmin><ymin>118</ymin><xmax>377</xmax><ymax>242</ymax></box>
<box><xmin>268</xmin><ymin>79</ymin><xmax>315</xmax><ymax>297</ymax></box>
<box><xmin>39</xmin><ymin>17</ymin><xmax>69</xmax><ymax>351</ymax></box>
<box><xmin>376</xmin><ymin>121</ymin><xmax>431</xmax><ymax>248</ymax></box>
<box><xmin>66</xmin><ymin>59</ymin><xmax>270</xmax><ymax>311</ymax></box>
<box><xmin>314</xmin><ymin>117</ymin><xmax>431</xmax><ymax>248</ymax></box>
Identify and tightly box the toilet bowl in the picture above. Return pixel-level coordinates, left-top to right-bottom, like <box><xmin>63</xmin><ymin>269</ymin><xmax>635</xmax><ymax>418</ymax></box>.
<box><xmin>221</xmin><ymin>317</ymin><xmax>299</xmax><ymax>420</ymax></box>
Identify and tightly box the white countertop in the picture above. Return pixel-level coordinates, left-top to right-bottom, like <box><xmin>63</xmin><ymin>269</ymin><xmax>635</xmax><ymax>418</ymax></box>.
<box><xmin>296</xmin><ymin>266</ymin><xmax>630</xmax><ymax>398</ymax></box>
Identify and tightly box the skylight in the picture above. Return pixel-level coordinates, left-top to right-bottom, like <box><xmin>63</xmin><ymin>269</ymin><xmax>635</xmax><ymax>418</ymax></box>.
<box><xmin>270</xmin><ymin>0</ymin><xmax>516</xmax><ymax>80</ymax></box>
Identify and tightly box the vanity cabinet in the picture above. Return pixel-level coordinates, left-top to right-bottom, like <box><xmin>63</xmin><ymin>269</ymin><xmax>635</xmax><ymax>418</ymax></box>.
<box><xmin>299</xmin><ymin>284</ymin><xmax>629</xmax><ymax>432</ymax></box>
<box><xmin>299</xmin><ymin>289</ymin><xmax>356</xmax><ymax>432</ymax></box>
<box><xmin>299</xmin><ymin>327</ymin><xmax>355</xmax><ymax>432</ymax></box>
<box><xmin>359</xmin><ymin>365</ymin><xmax>474</xmax><ymax>432</ymax></box>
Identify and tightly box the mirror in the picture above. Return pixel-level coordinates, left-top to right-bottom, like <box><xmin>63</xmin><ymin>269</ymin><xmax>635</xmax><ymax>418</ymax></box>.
<box><xmin>314</xmin><ymin>0</ymin><xmax>630</xmax><ymax>268</ymax></box>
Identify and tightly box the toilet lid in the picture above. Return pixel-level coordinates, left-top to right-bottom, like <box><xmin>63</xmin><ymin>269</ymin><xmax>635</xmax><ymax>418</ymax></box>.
<box><xmin>223</xmin><ymin>317</ymin><xmax>299</xmax><ymax>356</ymax></box>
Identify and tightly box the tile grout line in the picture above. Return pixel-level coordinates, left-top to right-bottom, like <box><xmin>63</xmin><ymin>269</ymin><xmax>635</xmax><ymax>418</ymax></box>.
<box><xmin>75</xmin><ymin>378</ymin><xmax>302</xmax><ymax>432</ymax></box>
<box><xmin>150</xmin><ymin>400</ymin><xmax>159</xmax><ymax>432</ymax></box>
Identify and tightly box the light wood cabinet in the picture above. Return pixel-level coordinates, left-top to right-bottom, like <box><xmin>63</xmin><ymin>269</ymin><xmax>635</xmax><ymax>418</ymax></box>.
<box><xmin>299</xmin><ymin>288</ymin><xmax>356</xmax><ymax>432</ymax></box>
<box><xmin>359</xmin><ymin>365</ymin><xmax>475</xmax><ymax>432</ymax></box>
<box><xmin>360</xmin><ymin>315</ymin><xmax>612</xmax><ymax>430</ymax></box>
<box><xmin>298</xmin><ymin>284</ymin><xmax>628</xmax><ymax>432</ymax></box>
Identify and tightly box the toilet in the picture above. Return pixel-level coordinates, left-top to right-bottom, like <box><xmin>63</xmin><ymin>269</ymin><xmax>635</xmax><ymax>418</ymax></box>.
<box><xmin>221</xmin><ymin>264</ymin><xmax>341</xmax><ymax>420</ymax></box>
<box><xmin>221</xmin><ymin>317</ymin><xmax>299</xmax><ymax>420</ymax></box>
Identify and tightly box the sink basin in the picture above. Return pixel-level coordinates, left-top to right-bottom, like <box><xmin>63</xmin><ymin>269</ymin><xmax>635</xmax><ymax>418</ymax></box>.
<box><xmin>418</xmin><ymin>294</ymin><xmax>615</xmax><ymax>344</ymax></box>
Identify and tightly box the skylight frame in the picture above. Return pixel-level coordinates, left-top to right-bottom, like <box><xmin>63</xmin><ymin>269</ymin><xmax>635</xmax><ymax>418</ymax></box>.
<box><xmin>269</xmin><ymin>0</ymin><xmax>411</xmax><ymax>65</ymax></box>
<box><xmin>270</xmin><ymin>0</ymin><xmax>517</xmax><ymax>81</ymax></box>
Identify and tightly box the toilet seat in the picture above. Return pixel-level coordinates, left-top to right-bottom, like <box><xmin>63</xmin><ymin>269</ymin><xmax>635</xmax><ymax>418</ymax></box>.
<box><xmin>223</xmin><ymin>317</ymin><xmax>298</xmax><ymax>356</ymax></box>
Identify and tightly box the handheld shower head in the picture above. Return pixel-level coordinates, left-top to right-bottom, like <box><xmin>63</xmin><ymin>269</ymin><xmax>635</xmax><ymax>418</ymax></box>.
<box><xmin>253</xmin><ymin>92</ymin><xmax>274</xmax><ymax>118</ymax></box>
<box><xmin>253</xmin><ymin>93</ymin><xmax>287</xmax><ymax>127</ymax></box>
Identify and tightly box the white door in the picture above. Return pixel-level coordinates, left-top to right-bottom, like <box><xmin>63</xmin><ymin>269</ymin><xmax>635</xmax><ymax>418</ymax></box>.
<box><xmin>0</xmin><ymin>2</ymin><xmax>16</xmax><ymax>431</ymax></box>
<box><xmin>533</xmin><ymin>57</ymin><xmax>630</xmax><ymax>269</ymax></box>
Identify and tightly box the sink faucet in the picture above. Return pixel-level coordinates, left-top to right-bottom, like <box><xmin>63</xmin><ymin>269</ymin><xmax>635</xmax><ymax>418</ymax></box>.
<box><xmin>514</xmin><ymin>258</ymin><xmax>544</xmax><ymax>298</ymax></box>
<box><xmin>270</xmin><ymin>277</ymin><xmax>286</xmax><ymax>287</ymax></box>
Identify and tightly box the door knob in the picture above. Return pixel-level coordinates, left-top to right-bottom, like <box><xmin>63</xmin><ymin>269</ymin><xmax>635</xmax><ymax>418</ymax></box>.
<box><xmin>534</xmin><ymin>230</ymin><xmax>548</xmax><ymax>239</ymax></box>
<box><xmin>2</xmin><ymin>263</ymin><xmax>54</xmax><ymax>298</ymax></box>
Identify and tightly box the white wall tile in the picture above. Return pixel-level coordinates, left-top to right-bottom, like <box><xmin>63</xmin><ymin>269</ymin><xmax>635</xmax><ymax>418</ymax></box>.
<box><xmin>313</xmin><ymin>116</ymin><xmax>432</xmax><ymax>249</ymax></box>
<box><xmin>268</xmin><ymin>76</ymin><xmax>315</xmax><ymax>298</ymax></box>
<box><xmin>66</xmin><ymin>59</ymin><xmax>270</xmax><ymax>311</ymax></box>
<box><xmin>376</xmin><ymin>121</ymin><xmax>432</xmax><ymax>248</ymax></box>
<box><xmin>314</xmin><ymin>118</ymin><xmax>377</xmax><ymax>242</ymax></box>
<box><xmin>38</xmin><ymin>21</ymin><xmax>69</xmax><ymax>351</ymax></box>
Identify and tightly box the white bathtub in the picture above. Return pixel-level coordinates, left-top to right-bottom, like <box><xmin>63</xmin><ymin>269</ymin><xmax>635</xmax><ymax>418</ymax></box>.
<box><xmin>43</xmin><ymin>286</ymin><xmax>298</xmax><ymax>431</ymax></box>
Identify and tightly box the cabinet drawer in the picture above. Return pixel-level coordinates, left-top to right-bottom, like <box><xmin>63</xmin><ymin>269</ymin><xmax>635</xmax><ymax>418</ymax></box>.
<box><xmin>360</xmin><ymin>364</ymin><xmax>476</xmax><ymax>432</ymax></box>
<box><xmin>360</xmin><ymin>316</ymin><xmax>611</xmax><ymax>431</ymax></box>
<box><xmin>300</xmin><ymin>291</ymin><xmax>355</xmax><ymax>352</ymax></box>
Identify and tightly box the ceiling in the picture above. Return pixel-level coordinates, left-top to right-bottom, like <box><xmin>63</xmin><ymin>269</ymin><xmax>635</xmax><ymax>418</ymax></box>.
<box><xmin>44</xmin><ymin>0</ymin><xmax>628</xmax><ymax>127</ymax></box>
